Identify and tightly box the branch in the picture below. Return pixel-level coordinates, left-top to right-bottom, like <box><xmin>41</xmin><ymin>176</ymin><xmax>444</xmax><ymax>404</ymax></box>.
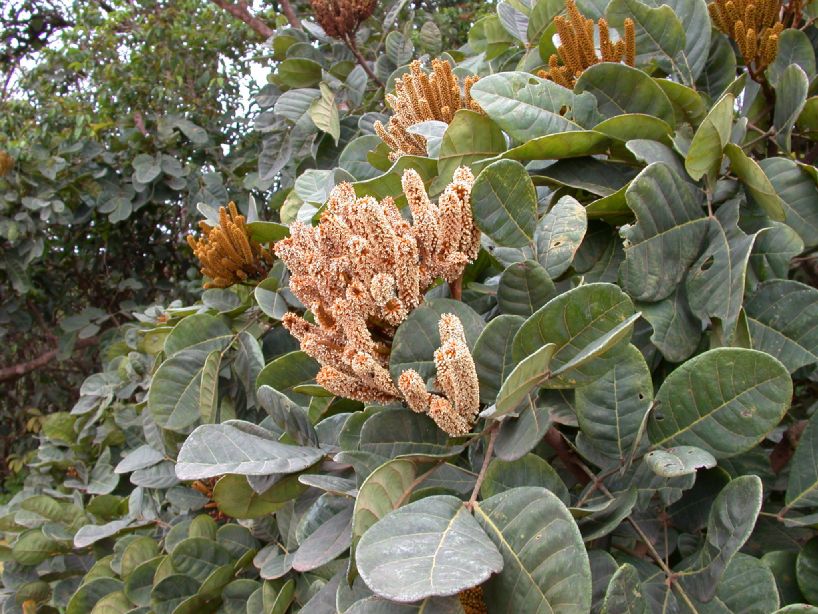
<box><xmin>278</xmin><ymin>0</ymin><xmax>302</xmax><ymax>29</ymax></box>
<box><xmin>466</xmin><ymin>422</ymin><xmax>499</xmax><ymax>510</ymax></box>
<box><xmin>209</xmin><ymin>0</ymin><xmax>274</xmax><ymax>38</ymax></box>
<box><xmin>0</xmin><ymin>336</ymin><xmax>99</xmax><ymax>383</ymax></box>
<box><xmin>342</xmin><ymin>33</ymin><xmax>384</xmax><ymax>88</ymax></box>
<box><xmin>544</xmin><ymin>426</ymin><xmax>592</xmax><ymax>485</ymax></box>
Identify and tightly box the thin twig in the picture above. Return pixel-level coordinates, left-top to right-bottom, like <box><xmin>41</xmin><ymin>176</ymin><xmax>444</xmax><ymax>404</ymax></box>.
<box><xmin>342</xmin><ymin>33</ymin><xmax>384</xmax><ymax>88</ymax></box>
<box><xmin>466</xmin><ymin>422</ymin><xmax>499</xmax><ymax>510</ymax></box>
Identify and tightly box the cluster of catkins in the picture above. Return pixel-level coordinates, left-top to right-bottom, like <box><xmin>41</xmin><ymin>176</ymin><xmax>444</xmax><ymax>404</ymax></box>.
<box><xmin>374</xmin><ymin>59</ymin><xmax>482</xmax><ymax>160</ymax></box>
<box><xmin>274</xmin><ymin>167</ymin><xmax>482</xmax><ymax>435</ymax></box>
<box><xmin>186</xmin><ymin>202</ymin><xmax>273</xmax><ymax>289</ymax></box>
<box><xmin>539</xmin><ymin>0</ymin><xmax>636</xmax><ymax>88</ymax></box>
<box><xmin>308</xmin><ymin>0</ymin><xmax>376</xmax><ymax>39</ymax></box>
<box><xmin>708</xmin><ymin>0</ymin><xmax>783</xmax><ymax>72</ymax></box>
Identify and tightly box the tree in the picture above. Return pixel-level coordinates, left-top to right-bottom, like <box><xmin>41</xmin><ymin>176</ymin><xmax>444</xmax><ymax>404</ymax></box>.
<box><xmin>2</xmin><ymin>0</ymin><xmax>818</xmax><ymax>611</ymax></box>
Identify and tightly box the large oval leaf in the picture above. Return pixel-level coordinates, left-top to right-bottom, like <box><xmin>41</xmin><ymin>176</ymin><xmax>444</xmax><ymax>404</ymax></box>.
<box><xmin>356</xmin><ymin>495</ymin><xmax>503</xmax><ymax>602</ymax></box>
<box><xmin>648</xmin><ymin>349</ymin><xmax>792</xmax><ymax>458</ymax></box>
<box><xmin>473</xmin><ymin>315</ymin><xmax>525</xmax><ymax>405</ymax></box>
<box><xmin>175</xmin><ymin>421</ymin><xmax>324</xmax><ymax>480</ymax></box>
<box><xmin>474</xmin><ymin>486</ymin><xmax>591</xmax><ymax>614</ymax></box>
<box><xmin>471</xmin><ymin>159</ymin><xmax>538</xmax><ymax>248</ymax></box>
<box><xmin>786</xmin><ymin>411</ymin><xmax>818</xmax><ymax>510</ymax></box>
<box><xmin>575</xmin><ymin>63</ymin><xmax>675</xmax><ymax>124</ymax></box>
<box><xmin>512</xmin><ymin>283</ymin><xmax>637</xmax><ymax>388</ymax></box>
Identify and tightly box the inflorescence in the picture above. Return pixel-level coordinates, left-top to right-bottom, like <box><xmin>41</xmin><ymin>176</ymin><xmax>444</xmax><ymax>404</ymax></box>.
<box><xmin>375</xmin><ymin>59</ymin><xmax>482</xmax><ymax>160</ymax></box>
<box><xmin>274</xmin><ymin>167</ymin><xmax>482</xmax><ymax>435</ymax></box>
<box><xmin>539</xmin><ymin>0</ymin><xmax>635</xmax><ymax>88</ymax></box>
<box><xmin>308</xmin><ymin>0</ymin><xmax>377</xmax><ymax>39</ymax></box>
<box><xmin>186</xmin><ymin>202</ymin><xmax>273</xmax><ymax>289</ymax></box>
<box><xmin>708</xmin><ymin>0</ymin><xmax>783</xmax><ymax>73</ymax></box>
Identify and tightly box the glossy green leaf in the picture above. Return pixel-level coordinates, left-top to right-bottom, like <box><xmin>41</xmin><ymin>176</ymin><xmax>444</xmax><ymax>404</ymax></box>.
<box><xmin>535</xmin><ymin>195</ymin><xmax>587</xmax><ymax>278</ymax></box>
<box><xmin>786</xmin><ymin>411</ymin><xmax>818</xmax><ymax>510</ymax></box>
<box><xmin>497</xmin><ymin>260</ymin><xmax>555</xmax><ymax>317</ymax></box>
<box><xmin>473</xmin><ymin>315</ymin><xmax>525</xmax><ymax>405</ymax></box>
<box><xmin>493</xmin><ymin>342</ymin><xmax>557</xmax><ymax>417</ymax></box>
<box><xmin>575</xmin><ymin>63</ymin><xmax>675</xmax><ymax>124</ymax></box>
<box><xmin>684</xmin><ymin>93</ymin><xmax>734</xmax><ymax>182</ymax></box>
<box><xmin>438</xmin><ymin>110</ymin><xmax>506</xmax><ymax>181</ymax></box>
<box><xmin>481</xmin><ymin>454</ymin><xmax>569</xmax><ymax>504</ymax></box>
<box><xmin>601</xmin><ymin>563</ymin><xmax>647</xmax><ymax>614</ymax></box>
<box><xmin>724</xmin><ymin>143</ymin><xmax>786</xmax><ymax>221</ymax></box>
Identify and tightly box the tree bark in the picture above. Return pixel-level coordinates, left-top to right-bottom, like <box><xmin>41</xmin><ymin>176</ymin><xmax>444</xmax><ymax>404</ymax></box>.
<box><xmin>0</xmin><ymin>336</ymin><xmax>99</xmax><ymax>383</ymax></box>
<box><xmin>209</xmin><ymin>0</ymin><xmax>275</xmax><ymax>38</ymax></box>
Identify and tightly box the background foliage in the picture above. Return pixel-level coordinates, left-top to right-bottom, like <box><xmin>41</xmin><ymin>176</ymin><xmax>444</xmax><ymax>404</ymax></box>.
<box><xmin>2</xmin><ymin>0</ymin><xmax>818</xmax><ymax>612</ymax></box>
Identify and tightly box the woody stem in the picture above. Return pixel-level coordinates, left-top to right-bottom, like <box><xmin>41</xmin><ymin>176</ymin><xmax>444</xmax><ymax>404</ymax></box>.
<box><xmin>466</xmin><ymin>422</ymin><xmax>499</xmax><ymax>510</ymax></box>
<box><xmin>342</xmin><ymin>33</ymin><xmax>384</xmax><ymax>88</ymax></box>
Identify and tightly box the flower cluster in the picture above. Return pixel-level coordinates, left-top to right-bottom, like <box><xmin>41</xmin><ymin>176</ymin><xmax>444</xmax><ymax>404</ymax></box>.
<box><xmin>186</xmin><ymin>202</ymin><xmax>273</xmax><ymax>289</ymax></box>
<box><xmin>539</xmin><ymin>0</ymin><xmax>635</xmax><ymax>88</ymax></box>
<box><xmin>308</xmin><ymin>0</ymin><xmax>377</xmax><ymax>39</ymax></box>
<box><xmin>375</xmin><ymin>59</ymin><xmax>482</xmax><ymax>160</ymax></box>
<box><xmin>708</xmin><ymin>0</ymin><xmax>783</xmax><ymax>73</ymax></box>
<box><xmin>398</xmin><ymin>313</ymin><xmax>480</xmax><ymax>436</ymax></box>
<box><xmin>274</xmin><ymin>167</ymin><xmax>480</xmax><ymax>412</ymax></box>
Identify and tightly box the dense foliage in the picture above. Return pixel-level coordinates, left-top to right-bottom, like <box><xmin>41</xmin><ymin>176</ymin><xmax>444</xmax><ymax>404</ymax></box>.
<box><xmin>2</xmin><ymin>0</ymin><xmax>818</xmax><ymax>612</ymax></box>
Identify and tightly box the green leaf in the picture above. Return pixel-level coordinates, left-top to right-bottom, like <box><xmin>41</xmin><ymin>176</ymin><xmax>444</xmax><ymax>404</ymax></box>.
<box><xmin>678</xmin><ymin>475</ymin><xmax>763</xmax><ymax>601</ymax></box>
<box><xmin>212</xmin><ymin>474</ymin><xmax>298</xmax><ymax>519</ymax></box>
<box><xmin>797</xmin><ymin>538</ymin><xmax>818</xmax><ymax>605</ymax></box>
<box><xmin>768</xmin><ymin>28</ymin><xmax>817</xmax><ymax>86</ymax></box>
<box><xmin>593</xmin><ymin>113</ymin><xmax>673</xmax><ymax>142</ymax></box>
<box><xmin>468</xmin><ymin>14</ymin><xmax>515</xmax><ymax>59</ymax></box>
<box><xmin>481</xmin><ymin>454</ymin><xmax>569</xmax><ymax>504</ymax></box>
<box><xmin>385</xmin><ymin>31</ymin><xmax>413</xmax><ymax>66</ymax></box>
<box><xmin>175</xmin><ymin>420</ymin><xmax>323</xmax><ymax>479</ymax></box>
<box><xmin>255</xmin><ymin>278</ymin><xmax>288</xmax><ymax>321</ymax></box>
<box><xmin>745</xmin><ymin>280</ymin><xmax>818</xmax><ymax>372</ymax></box>
<box><xmin>724</xmin><ymin>143</ymin><xmax>786</xmax><ymax>221</ymax></box>
<box><xmin>774</xmin><ymin>65</ymin><xmax>809</xmax><ymax>153</ymax></box>
<box><xmin>495</xmin><ymin>391</ymin><xmax>562</xmax><ymax>461</ymax></box>
<box><xmin>575</xmin><ymin>63</ymin><xmax>675</xmax><ymax>124</ymax></box>
<box><xmin>438</xmin><ymin>110</ymin><xmax>506</xmax><ymax>181</ymax></box>
<box><xmin>535</xmin><ymin>195</ymin><xmax>588</xmax><ymax>278</ymax></box>
<box><xmin>473</xmin><ymin>315</ymin><xmax>525</xmax><ymax>405</ymax></box>
<box><xmin>352</xmin><ymin>155</ymin><xmax>438</xmax><ymax>205</ymax></box>
<box><xmin>124</xmin><ymin>557</ymin><xmax>162</xmax><ymax>606</ymax></box>
<box><xmin>292</xmin><ymin>504</ymin><xmax>353</xmax><ymax>571</ymax></box>
<box><xmin>686</xmin><ymin>202</ymin><xmax>757</xmax><ymax>342</ymax></box>
<box><xmin>620</xmin><ymin>162</ymin><xmax>708</xmax><ymax>302</ymax></box>
<box><xmin>469</xmin><ymin>72</ymin><xmax>593</xmax><ymax>141</ymax></box>
<box><xmin>256</xmin><ymin>350</ymin><xmax>320</xmax><ymax>405</ymax></box>
<box><xmin>471</xmin><ymin>159</ymin><xmax>538</xmax><ymax>248</ymax></box>
<box><xmin>475</xmin><ymin>487</ymin><xmax>591</xmax><ymax>614</ymax></box>
<box><xmin>277</xmin><ymin>58</ymin><xmax>322</xmax><ymax>88</ymax></box>
<box><xmin>575</xmin><ymin>487</ymin><xmax>639</xmax><ymax>542</ymax></box>
<box><xmin>601</xmin><ymin>563</ymin><xmax>647</xmax><ymax>614</ymax></box>
<box><xmin>12</xmin><ymin>529</ymin><xmax>60</xmax><ymax>565</ymax></box>
<box><xmin>644</xmin><ymin>446</ymin><xmax>717</xmax><ymax>478</ymax></box>
<box><xmin>389</xmin><ymin>299</ymin><xmax>484</xmax><ymax>381</ymax></box>
<box><xmin>649</xmin><ymin>349</ymin><xmax>791</xmax><ymax>457</ymax></box>
<box><xmin>492</xmin><ymin>342</ymin><xmax>557</xmax><ymax>417</ymax></box>
<box><xmin>528</xmin><ymin>0</ymin><xmax>564</xmax><ymax>42</ymax></box>
<box><xmin>132</xmin><ymin>153</ymin><xmax>161</xmax><ymax>184</ymax></box>
<box><xmin>575</xmin><ymin>344</ymin><xmax>652</xmax><ymax>461</ymax></box>
<box><xmin>513</xmin><ymin>283</ymin><xmax>637</xmax><ymax>388</ymax></box>
<box><xmin>685</xmin><ymin>92</ymin><xmax>734</xmax><ymax>182</ymax></box>
<box><xmin>199</xmin><ymin>350</ymin><xmax>220</xmax><ymax>424</ymax></box>
<box><xmin>656</xmin><ymin>79</ymin><xmax>708</xmax><ymax>126</ymax></box>
<box><xmin>356</xmin><ymin>495</ymin><xmax>503</xmax><ymax>601</ymax></box>
<box><xmin>786</xmin><ymin>408</ymin><xmax>818</xmax><ymax>509</ymax></box>
<box><xmin>497</xmin><ymin>260</ymin><xmax>555</xmax><ymax>317</ymax></box>
<box><xmin>639</xmin><ymin>286</ymin><xmax>702</xmax><ymax>362</ymax></box>
<box><xmin>148</xmin><ymin>349</ymin><xmax>209</xmax><ymax>432</ymax></box>
<box><xmin>170</xmin><ymin>537</ymin><xmax>231</xmax><ymax>582</ymax></box>
<box><xmin>606</xmin><ymin>0</ymin><xmax>688</xmax><ymax>83</ymax></box>
<box><xmin>67</xmin><ymin>578</ymin><xmax>123</xmax><ymax>614</ymax></box>
<box><xmin>359</xmin><ymin>409</ymin><xmax>455</xmax><ymax>459</ymax></box>
<box><xmin>501</xmin><ymin>130</ymin><xmax>611</xmax><ymax>161</ymax></box>
<box><xmin>150</xmin><ymin>575</ymin><xmax>199</xmax><ymax>614</ymax></box>
<box><xmin>309</xmin><ymin>83</ymin><xmax>341</xmax><ymax>145</ymax></box>
<box><xmin>164</xmin><ymin>313</ymin><xmax>232</xmax><ymax>358</ymax></box>
<box><xmin>758</xmin><ymin>157</ymin><xmax>818</xmax><ymax>249</ymax></box>
<box><xmin>246</xmin><ymin>221</ymin><xmax>290</xmax><ymax>243</ymax></box>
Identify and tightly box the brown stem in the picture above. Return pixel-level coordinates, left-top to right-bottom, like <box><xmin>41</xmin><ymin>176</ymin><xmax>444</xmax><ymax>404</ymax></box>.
<box><xmin>209</xmin><ymin>0</ymin><xmax>274</xmax><ymax>38</ymax></box>
<box><xmin>0</xmin><ymin>336</ymin><xmax>100</xmax><ymax>383</ymax></box>
<box><xmin>449</xmin><ymin>276</ymin><xmax>463</xmax><ymax>301</ymax></box>
<box><xmin>342</xmin><ymin>33</ymin><xmax>384</xmax><ymax>88</ymax></box>
<box><xmin>466</xmin><ymin>423</ymin><xmax>499</xmax><ymax>510</ymax></box>
<box><xmin>544</xmin><ymin>426</ymin><xmax>591</xmax><ymax>485</ymax></box>
<box><xmin>278</xmin><ymin>0</ymin><xmax>302</xmax><ymax>29</ymax></box>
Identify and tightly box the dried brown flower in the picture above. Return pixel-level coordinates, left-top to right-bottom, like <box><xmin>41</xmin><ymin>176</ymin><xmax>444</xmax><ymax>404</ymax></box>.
<box><xmin>538</xmin><ymin>0</ymin><xmax>635</xmax><ymax>88</ymax></box>
<box><xmin>309</xmin><ymin>0</ymin><xmax>377</xmax><ymax>39</ymax></box>
<box><xmin>0</xmin><ymin>150</ymin><xmax>13</xmax><ymax>176</ymax></box>
<box><xmin>397</xmin><ymin>313</ymin><xmax>480</xmax><ymax>436</ymax></box>
<box><xmin>186</xmin><ymin>202</ymin><xmax>273</xmax><ymax>289</ymax></box>
<box><xmin>459</xmin><ymin>586</ymin><xmax>488</xmax><ymax>614</ymax></box>
<box><xmin>275</xmin><ymin>168</ymin><xmax>479</xmax><ymax>406</ymax></box>
<box><xmin>708</xmin><ymin>0</ymin><xmax>783</xmax><ymax>73</ymax></box>
<box><xmin>375</xmin><ymin>59</ymin><xmax>482</xmax><ymax>160</ymax></box>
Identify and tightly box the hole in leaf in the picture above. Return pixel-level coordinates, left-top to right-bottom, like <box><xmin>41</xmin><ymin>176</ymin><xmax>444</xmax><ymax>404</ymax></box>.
<box><xmin>638</xmin><ymin>393</ymin><xmax>645</xmax><ymax>400</ymax></box>
<box><xmin>553</xmin><ymin>241</ymin><xmax>563</xmax><ymax>247</ymax></box>
<box><xmin>700</xmin><ymin>256</ymin><xmax>715</xmax><ymax>271</ymax></box>
<box><xmin>654</xmin><ymin>412</ymin><xmax>665</xmax><ymax>421</ymax></box>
